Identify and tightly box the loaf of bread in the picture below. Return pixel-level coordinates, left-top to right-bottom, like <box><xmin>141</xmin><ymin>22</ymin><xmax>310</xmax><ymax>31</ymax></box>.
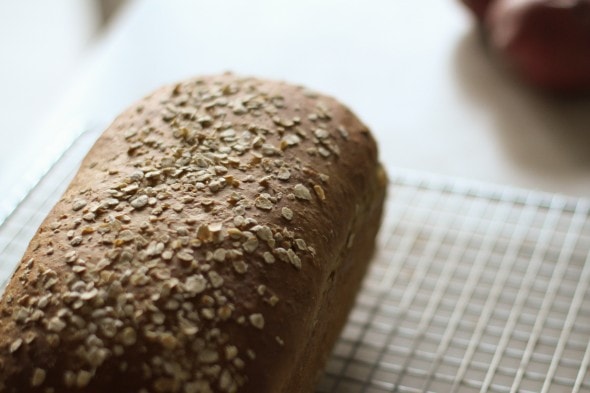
<box><xmin>0</xmin><ymin>74</ymin><xmax>387</xmax><ymax>393</ymax></box>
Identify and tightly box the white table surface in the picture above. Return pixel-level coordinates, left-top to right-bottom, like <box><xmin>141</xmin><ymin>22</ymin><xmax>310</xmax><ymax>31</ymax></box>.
<box><xmin>0</xmin><ymin>0</ymin><xmax>99</xmax><ymax>219</ymax></box>
<box><xmin>4</xmin><ymin>0</ymin><xmax>590</xmax><ymax>220</ymax></box>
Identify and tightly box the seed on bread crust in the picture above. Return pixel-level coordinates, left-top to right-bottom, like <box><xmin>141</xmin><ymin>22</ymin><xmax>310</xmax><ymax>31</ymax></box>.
<box><xmin>0</xmin><ymin>74</ymin><xmax>385</xmax><ymax>393</ymax></box>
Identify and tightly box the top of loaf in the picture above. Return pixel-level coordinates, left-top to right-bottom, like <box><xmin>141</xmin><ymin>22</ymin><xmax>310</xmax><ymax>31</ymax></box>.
<box><xmin>0</xmin><ymin>73</ymin><xmax>384</xmax><ymax>393</ymax></box>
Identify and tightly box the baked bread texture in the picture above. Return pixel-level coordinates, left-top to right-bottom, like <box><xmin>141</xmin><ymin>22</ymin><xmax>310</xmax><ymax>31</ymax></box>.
<box><xmin>0</xmin><ymin>74</ymin><xmax>387</xmax><ymax>393</ymax></box>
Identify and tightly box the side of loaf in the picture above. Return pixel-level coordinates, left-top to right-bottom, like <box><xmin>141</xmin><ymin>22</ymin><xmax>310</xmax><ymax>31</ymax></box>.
<box><xmin>0</xmin><ymin>74</ymin><xmax>387</xmax><ymax>393</ymax></box>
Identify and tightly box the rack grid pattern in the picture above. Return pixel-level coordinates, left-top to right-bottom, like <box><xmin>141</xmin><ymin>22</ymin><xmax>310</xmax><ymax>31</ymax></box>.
<box><xmin>318</xmin><ymin>174</ymin><xmax>590</xmax><ymax>393</ymax></box>
<box><xmin>1</xmin><ymin>128</ymin><xmax>589</xmax><ymax>392</ymax></box>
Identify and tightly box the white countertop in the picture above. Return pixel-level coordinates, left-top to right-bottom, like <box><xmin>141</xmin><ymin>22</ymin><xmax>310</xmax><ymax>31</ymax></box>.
<box><xmin>3</xmin><ymin>0</ymin><xmax>590</xmax><ymax>220</ymax></box>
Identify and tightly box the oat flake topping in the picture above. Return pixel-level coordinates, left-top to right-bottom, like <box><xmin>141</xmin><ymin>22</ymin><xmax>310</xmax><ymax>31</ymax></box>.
<box><xmin>0</xmin><ymin>74</ymin><xmax>355</xmax><ymax>393</ymax></box>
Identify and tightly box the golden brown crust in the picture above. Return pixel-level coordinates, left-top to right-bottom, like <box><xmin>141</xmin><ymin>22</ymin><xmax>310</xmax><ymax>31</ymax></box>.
<box><xmin>0</xmin><ymin>74</ymin><xmax>387</xmax><ymax>393</ymax></box>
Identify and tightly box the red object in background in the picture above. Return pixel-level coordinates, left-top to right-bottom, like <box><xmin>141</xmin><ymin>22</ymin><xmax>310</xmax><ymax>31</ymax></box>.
<box><xmin>461</xmin><ymin>0</ymin><xmax>497</xmax><ymax>21</ymax></box>
<box><xmin>486</xmin><ymin>0</ymin><xmax>590</xmax><ymax>93</ymax></box>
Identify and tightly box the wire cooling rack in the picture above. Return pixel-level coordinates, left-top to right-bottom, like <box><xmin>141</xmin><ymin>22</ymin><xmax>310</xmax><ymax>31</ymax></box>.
<box><xmin>318</xmin><ymin>173</ymin><xmax>590</xmax><ymax>393</ymax></box>
<box><xmin>1</xmin><ymin>128</ymin><xmax>590</xmax><ymax>392</ymax></box>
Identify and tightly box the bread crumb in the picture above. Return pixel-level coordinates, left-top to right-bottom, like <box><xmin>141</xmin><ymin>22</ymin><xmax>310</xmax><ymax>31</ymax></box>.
<box><xmin>249</xmin><ymin>313</ymin><xmax>265</xmax><ymax>329</ymax></box>
<box><xmin>31</xmin><ymin>368</ymin><xmax>46</xmax><ymax>387</ymax></box>
<box><xmin>293</xmin><ymin>184</ymin><xmax>312</xmax><ymax>200</ymax></box>
<box><xmin>281</xmin><ymin>207</ymin><xmax>293</xmax><ymax>221</ymax></box>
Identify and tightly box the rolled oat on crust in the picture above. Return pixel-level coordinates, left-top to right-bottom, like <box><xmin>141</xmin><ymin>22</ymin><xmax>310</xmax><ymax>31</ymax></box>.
<box><xmin>0</xmin><ymin>74</ymin><xmax>387</xmax><ymax>393</ymax></box>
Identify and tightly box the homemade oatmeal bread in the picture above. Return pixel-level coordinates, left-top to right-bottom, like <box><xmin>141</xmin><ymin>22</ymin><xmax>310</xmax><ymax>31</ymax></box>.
<box><xmin>0</xmin><ymin>74</ymin><xmax>387</xmax><ymax>393</ymax></box>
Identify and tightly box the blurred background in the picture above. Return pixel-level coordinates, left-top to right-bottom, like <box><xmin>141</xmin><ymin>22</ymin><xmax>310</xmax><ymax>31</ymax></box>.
<box><xmin>1</xmin><ymin>0</ymin><xmax>590</xmax><ymax>217</ymax></box>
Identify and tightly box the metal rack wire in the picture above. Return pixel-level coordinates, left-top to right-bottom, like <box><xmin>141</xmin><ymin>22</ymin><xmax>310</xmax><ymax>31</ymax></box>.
<box><xmin>318</xmin><ymin>172</ymin><xmax>590</xmax><ymax>393</ymax></box>
<box><xmin>1</xmin><ymin>128</ymin><xmax>589</xmax><ymax>392</ymax></box>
